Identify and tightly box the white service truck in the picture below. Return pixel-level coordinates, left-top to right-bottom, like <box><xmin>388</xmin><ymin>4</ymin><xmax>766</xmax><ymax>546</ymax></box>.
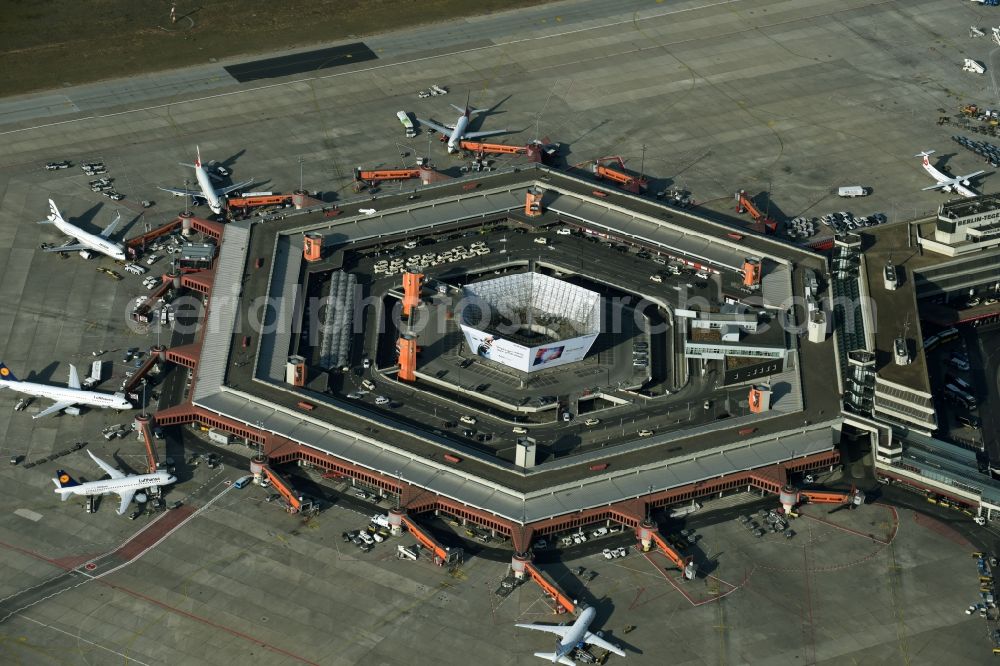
<box><xmin>963</xmin><ymin>58</ymin><xmax>986</xmax><ymax>74</ymax></box>
<box><xmin>837</xmin><ymin>186</ymin><xmax>868</xmax><ymax>198</ymax></box>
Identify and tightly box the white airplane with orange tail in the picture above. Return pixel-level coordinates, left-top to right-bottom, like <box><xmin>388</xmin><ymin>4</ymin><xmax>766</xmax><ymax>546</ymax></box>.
<box><xmin>159</xmin><ymin>146</ymin><xmax>253</xmax><ymax>214</ymax></box>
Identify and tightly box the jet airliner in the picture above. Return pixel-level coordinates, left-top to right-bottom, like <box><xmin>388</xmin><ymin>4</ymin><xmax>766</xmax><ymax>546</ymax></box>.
<box><xmin>53</xmin><ymin>450</ymin><xmax>176</xmax><ymax>515</ymax></box>
<box><xmin>417</xmin><ymin>95</ymin><xmax>508</xmax><ymax>153</ymax></box>
<box><xmin>917</xmin><ymin>150</ymin><xmax>984</xmax><ymax>198</ymax></box>
<box><xmin>38</xmin><ymin>199</ymin><xmax>126</xmax><ymax>261</ymax></box>
<box><xmin>516</xmin><ymin>606</ymin><xmax>627</xmax><ymax>665</ymax></box>
<box><xmin>159</xmin><ymin>146</ymin><xmax>253</xmax><ymax>214</ymax></box>
<box><xmin>0</xmin><ymin>362</ymin><xmax>132</xmax><ymax>419</ymax></box>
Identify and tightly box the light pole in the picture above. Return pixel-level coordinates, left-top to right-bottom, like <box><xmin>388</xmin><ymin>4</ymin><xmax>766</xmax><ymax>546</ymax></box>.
<box><xmin>394</xmin><ymin>469</ymin><xmax>400</xmax><ymax>509</ymax></box>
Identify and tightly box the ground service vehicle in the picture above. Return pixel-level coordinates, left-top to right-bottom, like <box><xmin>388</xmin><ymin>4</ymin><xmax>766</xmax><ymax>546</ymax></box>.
<box><xmin>837</xmin><ymin>186</ymin><xmax>868</xmax><ymax>197</ymax></box>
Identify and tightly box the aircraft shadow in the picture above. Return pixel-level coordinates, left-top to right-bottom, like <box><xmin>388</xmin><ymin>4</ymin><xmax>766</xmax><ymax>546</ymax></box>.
<box><xmin>26</xmin><ymin>360</ymin><xmax>61</xmax><ymax>383</ymax></box>
<box><xmin>64</xmin><ymin>202</ymin><xmax>107</xmax><ymax>235</ymax></box>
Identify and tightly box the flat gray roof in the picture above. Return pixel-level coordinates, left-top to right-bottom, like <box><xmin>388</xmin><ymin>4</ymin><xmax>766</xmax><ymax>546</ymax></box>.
<box><xmin>189</xmin><ymin>166</ymin><xmax>839</xmax><ymax>522</ymax></box>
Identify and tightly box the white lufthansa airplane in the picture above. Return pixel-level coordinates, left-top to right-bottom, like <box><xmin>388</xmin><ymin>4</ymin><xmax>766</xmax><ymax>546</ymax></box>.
<box><xmin>516</xmin><ymin>606</ymin><xmax>627</xmax><ymax>665</ymax></box>
<box><xmin>917</xmin><ymin>150</ymin><xmax>984</xmax><ymax>197</ymax></box>
<box><xmin>38</xmin><ymin>199</ymin><xmax>126</xmax><ymax>261</ymax></box>
<box><xmin>0</xmin><ymin>362</ymin><xmax>132</xmax><ymax>419</ymax></box>
<box><xmin>417</xmin><ymin>95</ymin><xmax>508</xmax><ymax>153</ymax></box>
<box><xmin>159</xmin><ymin>146</ymin><xmax>253</xmax><ymax>214</ymax></box>
<box><xmin>53</xmin><ymin>450</ymin><xmax>176</xmax><ymax>515</ymax></box>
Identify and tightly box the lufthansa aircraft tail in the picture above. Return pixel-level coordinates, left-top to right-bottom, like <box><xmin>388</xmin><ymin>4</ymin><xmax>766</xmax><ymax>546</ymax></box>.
<box><xmin>0</xmin><ymin>362</ymin><xmax>19</xmax><ymax>382</ymax></box>
<box><xmin>52</xmin><ymin>470</ymin><xmax>81</xmax><ymax>499</ymax></box>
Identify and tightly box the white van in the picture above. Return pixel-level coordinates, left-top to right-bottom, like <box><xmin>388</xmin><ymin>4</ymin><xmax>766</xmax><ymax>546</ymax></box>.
<box><xmin>837</xmin><ymin>186</ymin><xmax>868</xmax><ymax>198</ymax></box>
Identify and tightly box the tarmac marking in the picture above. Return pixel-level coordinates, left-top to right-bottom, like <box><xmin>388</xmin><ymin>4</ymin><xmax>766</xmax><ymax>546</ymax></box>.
<box><xmin>884</xmin><ymin>539</ymin><xmax>912</xmax><ymax>665</ymax></box>
<box><xmin>13</xmin><ymin>508</ymin><xmax>42</xmax><ymax>522</ymax></box>
<box><xmin>1</xmin><ymin>486</ymin><xmax>320</xmax><ymax>666</ymax></box>
<box><xmin>0</xmin><ymin>574</ymin><xmax>92</xmax><ymax>624</ymax></box>
<box><xmin>0</xmin><ymin>571</ymin><xmax>83</xmax><ymax>605</ymax></box>
<box><xmin>94</xmin><ymin>583</ymin><xmax>321</xmax><ymax>666</ymax></box>
<box><xmin>16</xmin><ymin>614</ymin><xmax>152</xmax><ymax>666</ymax></box>
<box><xmin>909</xmin><ymin>510</ymin><xmax>971</xmax><ymax>548</ymax></box>
<box><xmin>800</xmin><ymin>544</ymin><xmax>817</xmax><ymax>666</ymax></box>
<box><xmin>798</xmin><ymin>503</ymin><xmax>898</xmax><ymax>545</ymax></box>
<box><xmin>639</xmin><ymin>551</ymin><xmax>740</xmax><ymax>607</ymax></box>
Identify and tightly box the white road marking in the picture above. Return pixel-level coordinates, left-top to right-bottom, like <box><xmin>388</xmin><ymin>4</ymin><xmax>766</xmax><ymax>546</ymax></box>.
<box><xmin>13</xmin><ymin>508</ymin><xmax>43</xmax><ymax>522</ymax></box>
<box><xmin>18</xmin><ymin>613</ymin><xmax>152</xmax><ymax>666</ymax></box>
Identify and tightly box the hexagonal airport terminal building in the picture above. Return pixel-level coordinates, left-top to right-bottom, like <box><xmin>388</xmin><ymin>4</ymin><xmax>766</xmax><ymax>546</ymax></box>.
<box><xmin>459</xmin><ymin>272</ymin><xmax>600</xmax><ymax>372</ymax></box>
<box><xmin>156</xmin><ymin>164</ymin><xmax>843</xmax><ymax>552</ymax></box>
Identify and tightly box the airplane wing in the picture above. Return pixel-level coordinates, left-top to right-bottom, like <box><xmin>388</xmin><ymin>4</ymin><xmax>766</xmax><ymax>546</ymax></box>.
<box><xmin>100</xmin><ymin>211</ymin><xmax>123</xmax><ymax>239</ymax></box>
<box><xmin>115</xmin><ymin>488</ymin><xmax>136</xmax><ymax>516</ymax></box>
<box><xmin>583</xmin><ymin>631</ymin><xmax>627</xmax><ymax>657</ymax></box>
<box><xmin>463</xmin><ymin>129</ymin><xmax>509</xmax><ymax>140</ymax></box>
<box><xmin>68</xmin><ymin>364</ymin><xmax>81</xmax><ymax>390</ymax></box>
<box><xmin>89</xmin><ymin>450</ymin><xmax>126</xmax><ymax>480</ymax></box>
<box><xmin>515</xmin><ymin>623</ymin><xmax>573</xmax><ymax>638</ymax></box>
<box><xmin>43</xmin><ymin>244</ymin><xmax>87</xmax><ymax>253</ymax></box>
<box><xmin>33</xmin><ymin>401</ymin><xmax>73</xmax><ymax>419</ymax></box>
<box><xmin>417</xmin><ymin>117</ymin><xmax>454</xmax><ymax>134</ymax></box>
<box><xmin>958</xmin><ymin>170</ymin><xmax>986</xmax><ymax>180</ymax></box>
<box><xmin>158</xmin><ymin>185</ymin><xmax>204</xmax><ymax>197</ymax></box>
<box><xmin>921</xmin><ymin>182</ymin><xmax>950</xmax><ymax>191</ymax></box>
<box><xmin>217</xmin><ymin>179</ymin><xmax>254</xmax><ymax>196</ymax></box>
<box><xmin>532</xmin><ymin>653</ymin><xmax>575</xmax><ymax>666</ymax></box>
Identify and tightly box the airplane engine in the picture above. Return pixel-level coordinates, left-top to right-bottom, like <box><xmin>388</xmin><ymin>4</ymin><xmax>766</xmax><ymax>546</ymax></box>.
<box><xmin>79</xmin><ymin>249</ymin><xmax>94</xmax><ymax>260</ymax></box>
<box><xmin>943</xmin><ymin>185</ymin><xmax>954</xmax><ymax>192</ymax></box>
<box><xmin>962</xmin><ymin>179</ymin><xmax>972</xmax><ymax>186</ymax></box>
<box><xmin>135</xmin><ymin>491</ymin><xmax>147</xmax><ymax>504</ymax></box>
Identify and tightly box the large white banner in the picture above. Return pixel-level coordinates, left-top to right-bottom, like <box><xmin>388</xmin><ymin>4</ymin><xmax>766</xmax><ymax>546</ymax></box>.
<box><xmin>528</xmin><ymin>333</ymin><xmax>597</xmax><ymax>371</ymax></box>
<box><xmin>461</xmin><ymin>326</ymin><xmax>597</xmax><ymax>373</ymax></box>
<box><xmin>461</xmin><ymin>326</ymin><xmax>533</xmax><ymax>371</ymax></box>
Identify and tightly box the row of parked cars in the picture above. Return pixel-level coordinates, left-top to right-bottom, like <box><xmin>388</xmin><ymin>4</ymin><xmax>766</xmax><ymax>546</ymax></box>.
<box><xmin>952</xmin><ymin>134</ymin><xmax>1000</xmax><ymax>167</ymax></box>
<box><xmin>373</xmin><ymin>242</ymin><xmax>491</xmax><ymax>275</ymax></box>
<box><xmin>820</xmin><ymin>210</ymin><xmax>887</xmax><ymax>234</ymax></box>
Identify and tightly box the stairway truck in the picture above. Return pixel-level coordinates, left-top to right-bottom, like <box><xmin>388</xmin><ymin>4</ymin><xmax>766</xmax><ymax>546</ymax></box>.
<box><xmin>837</xmin><ymin>186</ymin><xmax>868</xmax><ymax>198</ymax></box>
